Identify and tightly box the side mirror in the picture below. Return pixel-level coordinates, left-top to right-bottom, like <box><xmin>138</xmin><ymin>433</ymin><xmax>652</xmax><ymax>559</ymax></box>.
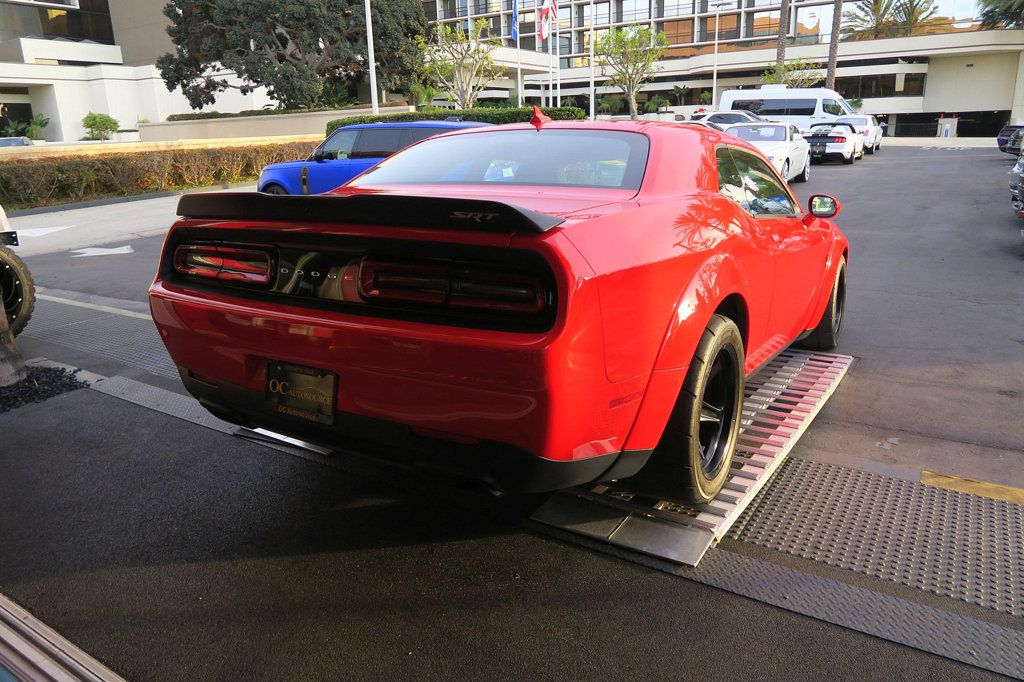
<box><xmin>808</xmin><ymin>194</ymin><xmax>841</xmax><ymax>219</ymax></box>
<box><xmin>312</xmin><ymin>149</ymin><xmax>326</xmax><ymax>162</ymax></box>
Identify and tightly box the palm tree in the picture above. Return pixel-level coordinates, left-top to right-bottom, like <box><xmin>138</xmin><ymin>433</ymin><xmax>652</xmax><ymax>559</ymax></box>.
<box><xmin>672</xmin><ymin>84</ymin><xmax>690</xmax><ymax>106</ymax></box>
<box><xmin>776</xmin><ymin>0</ymin><xmax>791</xmax><ymax>69</ymax></box>
<box><xmin>841</xmin><ymin>0</ymin><xmax>897</xmax><ymax>40</ymax></box>
<box><xmin>825</xmin><ymin>0</ymin><xmax>844</xmax><ymax>89</ymax></box>
<box><xmin>979</xmin><ymin>0</ymin><xmax>1024</xmax><ymax>28</ymax></box>
<box><xmin>893</xmin><ymin>0</ymin><xmax>940</xmax><ymax>34</ymax></box>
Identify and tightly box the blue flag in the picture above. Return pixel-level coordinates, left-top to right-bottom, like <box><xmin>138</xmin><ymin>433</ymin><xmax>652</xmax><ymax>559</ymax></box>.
<box><xmin>511</xmin><ymin>0</ymin><xmax>519</xmax><ymax>41</ymax></box>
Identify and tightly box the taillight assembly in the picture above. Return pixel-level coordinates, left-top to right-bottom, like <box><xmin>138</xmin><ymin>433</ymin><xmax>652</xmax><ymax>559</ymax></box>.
<box><xmin>832</xmin><ymin>136</ymin><xmax>846</xmax><ymax>143</ymax></box>
<box><xmin>359</xmin><ymin>258</ymin><xmax>547</xmax><ymax>314</ymax></box>
<box><xmin>174</xmin><ymin>245</ymin><xmax>273</xmax><ymax>285</ymax></box>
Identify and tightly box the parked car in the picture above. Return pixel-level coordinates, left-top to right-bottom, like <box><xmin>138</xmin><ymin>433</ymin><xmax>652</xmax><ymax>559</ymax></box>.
<box><xmin>690</xmin><ymin>110</ymin><xmax>766</xmax><ymax>126</ymax></box>
<box><xmin>835</xmin><ymin>115</ymin><xmax>885</xmax><ymax>154</ymax></box>
<box><xmin>257</xmin><ymin>120</ymin><xmax>491</xmax><ymax>195</ymax></box>
<box><xmin>804</xmin><ymin>122</ymin><xmax>864</xmax><ymax>164</ymax></box>
<box><xmin>673</xmin><ymin>120</ymin><xmax>726</xmax><ymax>131</ymax></box>
<box><xmin>720</xmin><ymin>85</ymin><xmax>856</xmax><ymax>132</ymax></box>
<box><xmin>150</xmin><ymin>119</ymin><xmax>849</xmax><ymax>503</ymax></box>
<box><xmin>1011</xmin><ymin>152</ymin><xmax>1024</xmax><ymax>213</ymax></box>
<box><xmin>0</xmin><ymin>137</ymin><xmax>33</xmax><ymax>148</ymax></box>
<box><xmin>726</xmin><ymin>122</ymin><xmax>811</xmax><ymax>183</ymax></box>
<box><xmin>1006</xmin><ymin>128</ymin><xmax>1023</xmax><ymax>157</ymax></box>
<box><xmin>997</xmin><ymin>123</ymin><xmax>1024</xmax><ymax>154</ymax></box>
<box><xmin>0</xmin><ymin>204</ymin><xmax>34</xmax><ymax>336</ymax></box>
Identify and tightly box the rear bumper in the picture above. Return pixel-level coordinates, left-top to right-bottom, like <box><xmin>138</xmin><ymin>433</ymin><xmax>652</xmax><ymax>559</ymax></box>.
<box><xmin>181</xmin><ymin>368</ymin><xmax>650</xmax><ymax>492</ymax></box>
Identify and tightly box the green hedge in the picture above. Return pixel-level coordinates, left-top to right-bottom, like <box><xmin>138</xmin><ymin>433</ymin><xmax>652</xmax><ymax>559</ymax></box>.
<box><xmin>167</xmin><ymin>101</ymin><xmax>407</xmax><ymax>122</ymax></box>
<box><xmin>326</xmin><ymin>106</ymin><xmax>587</xmax><ymax>135</ymax></box>
<box><xmin>0</xmin><ymin>141</ymin><xmax>313</xmax><ymax>211</ymax></box>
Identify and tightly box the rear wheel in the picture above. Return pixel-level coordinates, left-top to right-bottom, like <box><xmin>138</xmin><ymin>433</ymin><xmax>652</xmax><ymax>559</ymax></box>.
<box><xmin>630</xmin><ymin>314</ymin><xmax>744</xmax><ymax>504</ymax></box>
<box><xmin>0</xmin><ymin>244</ymin><xmax>34</xmax><ymax>337</ymax></box>
<box><xmin>797</xmin><ymin>257</ymin><xmax>847</xmax><ymax>351</ymax></box>
<box><xmin>866</xmin><ymin>141</ymin><xmax>875</xmax><ymax>154</ymax></box>
<box><xmin>843</xmin><ymin>150</ymin><xmax>855</xmax><ymax>164</ymax></box>
<box><xmin>261</xmin><ymin>183</ymin><xmax>288</xmax><ymax>195</ymax></box>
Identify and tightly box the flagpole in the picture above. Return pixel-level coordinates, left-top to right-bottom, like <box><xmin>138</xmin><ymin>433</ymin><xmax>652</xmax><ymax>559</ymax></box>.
<box><xmin>514</xmin><ymin>0</ymin><xmax>522</xmax><ymax>106</ymax></box>
<box><xmin>547</xmin><ymin>18</ymin><xmax>553</xmax><ymax>107</ymax></box>
<box><xmin>555</xmin><ymin>2</ymin><xmax>561</xmax><ymax>106</ymax></box>
<box><xmin>364</xmin><ymin>0</ymin><xmax>379</xmax><ymax>115</ymax></box>
<box><xmin>588</xmin><ymin>0</ymin><xmax>595</xmax><ymax>119</ymax></box>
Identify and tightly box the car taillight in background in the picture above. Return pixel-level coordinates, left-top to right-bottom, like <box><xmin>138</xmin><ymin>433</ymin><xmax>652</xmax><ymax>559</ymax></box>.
<box><xmin>359</xmin><ymin>258</ymin><xmax>547</xmax><ymax>314</ymax></box>
<box><xmin>833</xmin><ymin>136</ymin><xmax>847</xmax><ymax>143</ymax></box>
<box><xmin>174</xmin><ymin>245</ymin><xmax>273</xmax><ymax>285</ymax></box>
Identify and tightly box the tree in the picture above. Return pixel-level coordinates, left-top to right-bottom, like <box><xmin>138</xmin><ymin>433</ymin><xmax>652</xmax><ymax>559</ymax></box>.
<box><xmin>595</xmin><ymin>26</ymin><xmax>668</xmax><ymax>120</ymax></box>
<box><xmin>597</xmin><ymin>96</ymin><xmax>625</xmax><ymax>114</ymax></box>
<box><xmin>825</xmin><ymin>0</ymin><xmax>844</xmax><ymax>89</ymax></box>
<box><xmin>158</xmin><ymin>0</ymin><xmax>426</xmax><ymax>110</ymax></box>
<box><xmin>893</xmin><ymin>0</ymin><xmax>940</xmax><ymax>34</ymax></box>
<box><xmin>645</xmin><ymin>94</ymin><xmax>670</xmax><ymax>112</ymax></box>
<box><xmin>761</xmin><ymin>57</ymin><xmax>824</xmax><ymax>88</ymax></box>
<box><xmin>841</xmin><ymin>0</ymin><xmax>897</xmax><ymax>40</ymax></box>
<box><xmin>672</xmin><ymin>84</ymin><xmax>690</xmax><ymax>106</ymax></box>
<box><xmin>82</xmin><ymin>112</ymin><xmax>119</xmax><ymax>140</ymax></box>
<box><xmin>420</xmin><ymin>19</ymin><xmax>503</xmax><ymax>109</ymax></box>
<box><xmin>979</xmin><ymin>0</ymin><xmax>1024</xmax><ymax>27</ymax></box>
<box><xmin>24</xmin><ymin>114</ymin><xmax>49</xmax><ymax>140</ymax></box>
<box><xmin>776</xmin><ymin>0</ymin><xmax>791</xmax><ymax>69</ymax></box>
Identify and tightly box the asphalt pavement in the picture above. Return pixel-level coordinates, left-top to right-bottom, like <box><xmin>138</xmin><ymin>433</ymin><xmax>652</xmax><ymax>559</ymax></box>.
<box><xmin>2</xmin><ymin>145</ymin><xmax>1023</xmax><ymax>679</ymax></box>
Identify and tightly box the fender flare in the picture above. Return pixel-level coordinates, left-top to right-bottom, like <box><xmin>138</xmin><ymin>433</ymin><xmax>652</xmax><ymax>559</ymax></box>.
<box><xmin>621</xmin><ymin>253</ymin><xmax>749</xmax><ymax>452</ymax></box>
<box><xmin>802</xmin><ymin>235</ymin><xmax>848</xmax><ymax>333</ymax></box>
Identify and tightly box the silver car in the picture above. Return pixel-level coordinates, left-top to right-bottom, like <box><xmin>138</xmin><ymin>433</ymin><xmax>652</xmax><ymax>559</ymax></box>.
<box><xmin>1012</xmin><ymin>152</ymin><xmax>1024</xmax><ymax>212</ymax></box>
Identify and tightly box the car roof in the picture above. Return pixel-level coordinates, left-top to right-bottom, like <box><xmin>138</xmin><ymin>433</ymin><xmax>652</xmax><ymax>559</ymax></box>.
<box><xmin>341</xmin><ymin>120</ymin><xmax>491</xmax><ymax>130</ymax></box>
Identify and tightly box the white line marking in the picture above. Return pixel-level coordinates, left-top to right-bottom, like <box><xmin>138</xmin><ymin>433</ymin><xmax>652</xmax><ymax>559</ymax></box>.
<box><xmin>16</xmin><ymin>226</ymin><xmax>74</xmax><ymax>238</ymax></box>
<box><xmin>36</xmin><ymin>294</ymin><xmax>152</xmax><ymax>320</ymax></box>
<box><xmin>70</xmin><ymin>246</ymin><xmax>134</xmax><ymax>257</ymax></box>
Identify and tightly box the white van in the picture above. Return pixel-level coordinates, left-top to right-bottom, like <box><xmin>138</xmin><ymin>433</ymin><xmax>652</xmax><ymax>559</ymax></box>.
<box><xmin>719</xmin><ymin>85</ymin><xmax>855</xmax><ymax>132</ymax></box>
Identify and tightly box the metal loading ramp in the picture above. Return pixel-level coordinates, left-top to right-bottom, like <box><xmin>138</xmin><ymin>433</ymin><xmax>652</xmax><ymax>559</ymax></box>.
<box><xmin>532</xmin><ymin>350</ymin><xmax>855</xmax><ymax>566</ymax></box>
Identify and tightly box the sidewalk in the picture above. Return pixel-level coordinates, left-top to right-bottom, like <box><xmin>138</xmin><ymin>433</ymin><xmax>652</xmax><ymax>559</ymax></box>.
<box><xmin>882</xmin><ymin>136</ymin><xmax>996</xmax><ymax>147</ymax></box>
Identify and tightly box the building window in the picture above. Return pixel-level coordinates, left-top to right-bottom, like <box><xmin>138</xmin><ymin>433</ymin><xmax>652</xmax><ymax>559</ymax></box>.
<box><xmin>618</xmin><ymin>0</ymin><xmax>649</xmax><ymax>22</ymax></box>
<box><xmin>746</xmin><ymin>10</ymin><xmax>779</xmax><ymax>38</ymax></box>
<box><xmin>661</xmin><ymin>18</ymin><xmax>694</xmax><ymax>43</ymax></box>
<box><xmin>901</xmin><ymin>73</ymin><xmax>926</xmax><ymax>96</ymax></box>
<box><xmin>701</xmin><ymin>12</ymin><xmax>739</xmax><ymax>41</ymax></box>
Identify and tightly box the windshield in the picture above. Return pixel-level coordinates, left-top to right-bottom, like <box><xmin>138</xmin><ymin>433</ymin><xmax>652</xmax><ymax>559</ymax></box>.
<box><xmin>729</xmin><ymin>125</ymin><xmax>787</xmax><ymax>142</ymax></box>
<box><xmin>350</xmin><ymin>129</ymin><xmax>650</xmax><ymax>191</ymax></box>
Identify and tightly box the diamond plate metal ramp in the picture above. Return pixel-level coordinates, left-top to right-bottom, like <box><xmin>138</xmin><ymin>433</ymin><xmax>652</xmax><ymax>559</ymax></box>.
<box><xmin>532</xmin><ymin>350</ymin><xmax>854</xmax><ymax>566</ymax></box>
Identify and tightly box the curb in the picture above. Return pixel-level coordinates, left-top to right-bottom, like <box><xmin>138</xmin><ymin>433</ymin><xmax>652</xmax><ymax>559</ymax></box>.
<box><xmin>7</xmin><ymin>181</ymin><xmax>256</xmax><ymax>218</ymax></box>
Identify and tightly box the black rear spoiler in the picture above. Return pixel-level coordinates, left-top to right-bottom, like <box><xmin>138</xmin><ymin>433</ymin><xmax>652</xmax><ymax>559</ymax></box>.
<box><xmin>176</xmin><ymin>192</ymin><xmax>564</xmax><ymax>234</ymax></box>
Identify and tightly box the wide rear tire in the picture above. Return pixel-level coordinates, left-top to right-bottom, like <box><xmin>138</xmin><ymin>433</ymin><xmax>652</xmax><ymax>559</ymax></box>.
<box><xmin>630</xmin><ymin>314</ymin><xmax>744</xmax><ymax>504</ymax></box>
<box><xmin>797</xmin><ymin>257</ymin><xmax>847</xmax><ymax>351</ymax></box>
<box><xmin>0</xmin><ymin>244</ymin><xmax>34</xmax><ymax>337</ymax></box>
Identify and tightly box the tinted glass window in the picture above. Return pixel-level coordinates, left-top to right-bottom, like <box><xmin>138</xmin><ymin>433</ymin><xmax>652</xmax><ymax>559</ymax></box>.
<box><xmin>403</xmin><ymin>127</ymin><xmax>450</xmax><ymax>145</ymax></box>
<box><xmin>729</xmin><ymin>125</ymin><xmax>787</xmax><ymax>142</ymax></box>
<box><xmin>732</xmin><ymin>98</ymin><xmax>817</xmax><ymax>116</ymax></box>
<box><xmin>715</xmin><ymin>147</ymin><xmax>748</xmax><ymax>210</ymax></box>
<box><xmin>710</xmin><ymin>113</ymin><xmax>745</xmax><ymax>124</ymax></box>
<box><xmin>320</xmin><ymin>129</ymin><xmax>358</xmax><ymax>160</ymax></box>
<box><xmin>352</xmin><ymin>128</ymin><xmax>406</xmax><ymax>159</ymax></box>
<box><xmin>730</xmin><ymin>150</ymin><xmax>797</xmax><ymax>217</ymax></box>
<box><xmin>823</xmin><ymin>99</ymin><xmax>844</xmax><ymax>116</ymax></box>
<box><xmin>351</xmin><ymin>130</ymin><xmax>650</xmax><ymax>190</ymax></box>
<box><xmin>837</xmin><ymin>117</ymin><xmax>868</xmax><ymax>127</ymax></box>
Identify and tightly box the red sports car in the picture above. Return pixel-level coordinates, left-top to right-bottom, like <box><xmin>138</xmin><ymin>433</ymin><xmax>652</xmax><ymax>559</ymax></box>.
<box><xmin>149</xmin><ymin>120</ymin><xmax>848</xmax><ymax>503</ymax></box>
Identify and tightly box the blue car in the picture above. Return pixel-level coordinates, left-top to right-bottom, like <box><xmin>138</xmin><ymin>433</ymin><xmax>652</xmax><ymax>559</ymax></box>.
<box><xmin>258</xmin><ymin>120</ymin><xmax>491</xmax><ymax>195</ymax></box>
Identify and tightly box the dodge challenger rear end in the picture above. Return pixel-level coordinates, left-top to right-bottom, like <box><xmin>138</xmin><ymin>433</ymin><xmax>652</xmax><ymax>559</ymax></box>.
<box><xmin>150</xmin><ymin>120</ymin><xmax>849</xmax><ymax>500</ymax></box>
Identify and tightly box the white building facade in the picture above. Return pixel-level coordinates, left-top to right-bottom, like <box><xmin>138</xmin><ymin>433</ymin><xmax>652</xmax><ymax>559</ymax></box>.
<box><xmin>425</xmin><ymin>0</ymin><xmax>1024</xmax><ymax>135</ymax></box>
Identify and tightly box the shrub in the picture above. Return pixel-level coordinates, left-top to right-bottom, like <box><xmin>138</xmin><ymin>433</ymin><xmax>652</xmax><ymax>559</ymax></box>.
<box><xmin>166</xmin><ymin>101</ymin><xmax>407</xmax><ymax>122</ymax></box>
<box><xmin>0</xmin><ymin>141</ymin><xmax>312</xmax><ymax>211</ymax></box>
<box><xmin>82</xmin><ymin>112</ymin><xmax>119</xmax><ymax>140</ymax></box>
<box><xmin>326</xmin><ymin>106</ymin><xmax>587</xmax><ymax>135</ymax></box>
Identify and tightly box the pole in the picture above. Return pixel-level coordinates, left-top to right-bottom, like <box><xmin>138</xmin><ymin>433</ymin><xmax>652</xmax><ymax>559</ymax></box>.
<box><xmin>364</xmin><ymin>0</ymin><xmax>379</xmax><ymax>115</ymax></box>
<box><xmin>588</xmin><ymin>0</ymin><xmax>595</xmax><ymax>119</ymax></box>
<box><xmin>712</xmin><ymin>3</ymin><xmax>722</xmax><ymax>110</ymax></box>
<box><xmin>555</xmin><ymin>3</ymin><xmax>561</xmax><ymax>107</ymax></box>
<box><xmin>548</xmin><ymin>21</ymin><xmax>554</xmax><ymax>107</ymax></box>
<box><xmin>516</xmin><ymin>13</ymin><xmax>523</xmax><ymax>106</ymax></box>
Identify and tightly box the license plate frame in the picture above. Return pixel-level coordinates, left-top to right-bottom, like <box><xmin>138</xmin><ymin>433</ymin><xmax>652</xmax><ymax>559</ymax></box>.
<box><xmin>265</xmin><ymin>362</ymin><xmax>337</xmax><ymax>425</ymax></box>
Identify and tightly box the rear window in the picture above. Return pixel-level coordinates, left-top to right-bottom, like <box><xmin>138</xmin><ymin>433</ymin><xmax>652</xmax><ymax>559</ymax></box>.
<box><xmin>350</xmin><ymin>129</ymin><xmax>650</xmax><ymax>190</ymax></box>
<box><xmin>352</xmin><ymin>128</ymin><xmax>407</xmax><ymax>159</ymax></box>
<box><xmin>729</xmin><ymin>125</ymin><xmax>787</xmax><ymax>142</ymax></box>
<box><xmin>837</xmin><ymin>117</ymin><xmax>868</xmax><ymax>126</ymax></box>
<box><xmin>732</xmin><ymin>98</ymin><xmax>817</xmax><ymax>116</ymax></box>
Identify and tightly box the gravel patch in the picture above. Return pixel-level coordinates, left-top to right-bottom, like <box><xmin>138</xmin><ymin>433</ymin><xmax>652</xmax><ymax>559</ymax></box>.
<box><xmin>0</xmin><ymin>366</ymin><xmax>87</xmax><ymax>415</ymax></box>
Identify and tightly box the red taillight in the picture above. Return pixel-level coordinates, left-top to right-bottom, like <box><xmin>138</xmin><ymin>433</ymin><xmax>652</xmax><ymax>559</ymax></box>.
<box><xmin>174</xmin><ymin>245</ymin><xmax>272</xmax><ymax>285</ymax></box>
<box><xmin>359</xmin><ymin>259</ymin><xmax>547</xmax><ymax>314</ymax></box>
<box><xmin>833</xmin><ymin>136</ymin><xmax>847</xmax><ymax>143</ymax></box>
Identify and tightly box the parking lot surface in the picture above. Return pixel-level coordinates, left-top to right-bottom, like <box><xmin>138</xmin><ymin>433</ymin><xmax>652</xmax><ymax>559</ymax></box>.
<box><xmin>2</xmin><ymin>145</ymin><xmax>1022</xmax><ymax>679</ymax></box>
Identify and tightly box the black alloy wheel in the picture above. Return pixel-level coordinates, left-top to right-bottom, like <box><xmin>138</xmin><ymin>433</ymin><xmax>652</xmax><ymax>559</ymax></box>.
<box><xmin>697</xmin><ymin>347</ymin><xmax>740</xmax><ymax>479</ymax></box>
<box><xmin>262</xmin><ymin>184</ymin><xmax>288</xmax><ymax>195</ymax></box>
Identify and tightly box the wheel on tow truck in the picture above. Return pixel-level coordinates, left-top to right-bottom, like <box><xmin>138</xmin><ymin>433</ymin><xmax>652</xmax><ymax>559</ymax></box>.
<box><xmin>0</xmin><ymin>244</ymin><xmax>34</xmax><ymax>337</ymax></box>
<box><xmin>797</xmin><ymin>257</ymin><xmax>847</xmax><ymax>351</ymax></box>
<box><xmin>631</xmin><ymin>314</ymin><xmax>744</xmax><ymax>504</ymax></box>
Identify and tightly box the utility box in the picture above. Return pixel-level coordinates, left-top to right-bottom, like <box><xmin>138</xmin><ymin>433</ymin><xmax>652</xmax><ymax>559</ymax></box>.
<box><xmin>937</xmin><ymin>116</ymin><xmax>959</xmax><ymax>138</ymax></box>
